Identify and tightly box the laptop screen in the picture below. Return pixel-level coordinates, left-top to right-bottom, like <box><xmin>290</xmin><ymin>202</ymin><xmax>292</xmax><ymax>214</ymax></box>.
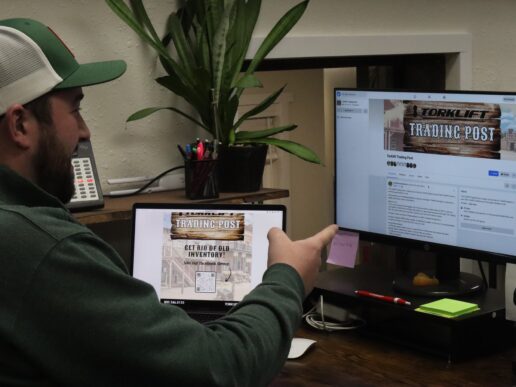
<box><xmin>131</xmin><ymin>203</ymin><xmax>286</xmax><ymax>314</ymax></box>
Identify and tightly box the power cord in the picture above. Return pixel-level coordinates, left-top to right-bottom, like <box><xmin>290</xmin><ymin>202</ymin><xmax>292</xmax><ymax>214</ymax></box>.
<box><xmin>106</xmin><ymin>165</ymin><xmax>184</xmax><ymax>198</ymax></box>
<box><xmin>477</xmin><ymin>259</ymin><xmax>488</xmax><ymax>289</ymax></box>
<box><xmin>303</xmin><ymin>295</ymin><xmax>365</xmax><ymax>332</ymax></box>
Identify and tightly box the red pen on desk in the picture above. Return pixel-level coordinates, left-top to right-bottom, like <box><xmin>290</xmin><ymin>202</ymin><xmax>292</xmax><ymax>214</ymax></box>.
<box><xmin>354</xmin><ymin>290</ymin><xmax>411</xmax><ymax>306</ymax></box>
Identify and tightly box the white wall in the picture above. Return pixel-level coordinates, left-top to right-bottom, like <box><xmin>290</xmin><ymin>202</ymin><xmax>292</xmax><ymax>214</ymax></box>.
<box><xmin>1</xmin><ymin>0</ymin><xmax>199</xmax><ymax>189</ymax></box>
<box><xmin>3</xmin><ymin>0</ymin><xmax>516</xmax><ymax>195</ymax></box>
<box><xmin>257</xmin><ymin>0</ymin><xmax>516</xmax><ymax>91</ymax></box>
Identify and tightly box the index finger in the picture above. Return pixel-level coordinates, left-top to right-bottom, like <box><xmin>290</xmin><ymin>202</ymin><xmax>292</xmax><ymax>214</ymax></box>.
<box><xmin>267</xmin><ymin>227</ymin><xmax>288</xmax><ymax>242</ymax></box>
<box><xmin>308</xmin><ymin>224</ymin><xmax>338</xmax><ymax>248</ymax></box>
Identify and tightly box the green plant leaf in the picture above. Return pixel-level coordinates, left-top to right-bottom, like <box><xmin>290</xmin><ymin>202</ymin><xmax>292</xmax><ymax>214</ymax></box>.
<box><xmin>127</xmin><ymin>107</ymin><xmax>210</xmax><ymax>132</ymax></box>
<box><xmin>107</xmin><ymin>0</ymin><xmax>314</xmax><ymax>160</ymax></box>
<box><xmin>233</xmin><ymin>86</ymin><xmax>285</xmax><ymax>130</ymax></box>
<box><xmin>155</xmin><ymin>74</ymin><xmax>211</xmax><ymax>129</ymax></box>
<box><xmin>166</xmin><ymin>13</ymin><xmax>198</xmax><ymax>82</ymax></box>
<box><xmin>233</xmin><ymin>74</ymin><xmax>262</xmax><ymax>89</ymax></box>
<box><xmin>160</xmin><ymin>32</ymin><xmax>206</xmax><ymax>104</ymax></box>
<box><xmin>129</xmin><ymin>0</ymin><xmax>161</xmax><ymax>43</ymax></box>
<box><xmin>106</xmin><ymin>0</ymin><xmax>169</xmax><ymax>59</ymax></box>
<box><xmin>216</xmin><ymin>0</ymin><xmax>262</xmax><ymax>134</ymax></box>
<box><xmin>211</xmin><ymin>0</ymin><xmax>236</xmax><ymax>102</ymax></box>
<box><xmin>196</xmin><ymin>17</ymin><xmax>211</xmax><ymax>81</ymax></box>
<box><xmin>235</xmin><ymin>124</ymin><xmax>297</xmax><ymax>140</ymax></box>
<box><xmin>107</xmin><ymin>0</ymin><xmax>200</xmax><ymax>99</ymax></box>
<box><xmin>222</xmin><ymin>95</ymin><xmax>240</xmax><ymax>143</ymax></box>
<box><xmin>178</xmin><ymin>3</ymin><xmax>211</xmax><ymax>85</ymax></box>
<box><xmin>240</xmin><ymin>137</ymin><xmax>321</xmax><ymax>164</ymax></box>
<box><xmin>228</xmin><ymin>0</ymin><xmax>261</xmax><ymax>90</ymax></box>
<box><xmin>204</xmin><ymin>0</ymin><xmax>223</xmax><ymax>41</ymax></box>
<box><xmin>244</xmin><ymin>0</ymin><xmax>309</xmax><ymax>79</ymax></box>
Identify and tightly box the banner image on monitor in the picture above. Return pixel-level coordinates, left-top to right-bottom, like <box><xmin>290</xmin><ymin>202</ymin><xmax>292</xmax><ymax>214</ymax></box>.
<box><xmin>384</xmin><ymin>100</ymin><xmax>502</xmax><ymax>159</ymax></box>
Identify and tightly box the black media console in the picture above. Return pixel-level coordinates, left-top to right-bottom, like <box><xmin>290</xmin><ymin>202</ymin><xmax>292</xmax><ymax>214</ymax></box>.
<box><xmin>313</xmin><ymin>265</ymin><xmax>514</xmax><ymax>362</ymax></box>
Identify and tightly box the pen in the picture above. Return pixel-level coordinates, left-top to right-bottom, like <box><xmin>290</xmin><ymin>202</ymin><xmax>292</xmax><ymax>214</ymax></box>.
<box><xmin>354</xmin><ymin>290</ymin><xmax>411</xmax><ymax>306</ymax></box>
<box><xmin>203</xmin><ymin>139</ymin><xmax>211</xmax><ymax>159</ymax></box>
<box><xmin>177</xmin><ymin>144</ymin><xmax>187</xmax><ymax>159</ymax></box>
<box><xmin>197</xmin><ymin>140</ymin><xmax>204</xmax><ymax>160</ymax></box>
<box><xmin>185</xmin><ymin>144</ymin><xmax>192</xmax><ymax>159</ymax></box>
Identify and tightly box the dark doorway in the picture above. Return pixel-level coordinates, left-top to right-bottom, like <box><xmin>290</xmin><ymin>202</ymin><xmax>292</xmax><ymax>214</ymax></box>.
<box><xmin>246</xmin><ymin>53</ymin><xmax>446</xmax><ymax>90</ymax></box>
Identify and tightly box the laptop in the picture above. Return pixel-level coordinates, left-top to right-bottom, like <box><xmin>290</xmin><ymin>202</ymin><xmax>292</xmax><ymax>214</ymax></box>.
<box><xmin>131</xmin><ymin>202</ymin><xmax>286</xmax><ymax>322</ymax></box>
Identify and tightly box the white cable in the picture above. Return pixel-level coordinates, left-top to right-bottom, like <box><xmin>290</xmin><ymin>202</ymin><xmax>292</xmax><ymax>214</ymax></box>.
<box><xmin>304</xmin><ymin>295</ymin><xmax>365</xmax><ymax>332</ymax></box>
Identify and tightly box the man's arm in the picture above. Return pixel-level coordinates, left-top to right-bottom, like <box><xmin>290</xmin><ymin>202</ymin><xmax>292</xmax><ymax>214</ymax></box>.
<box><xmin>12</xmin><ymin>226</ymin><xmax>336</xmax><ymax>387</ymax></box>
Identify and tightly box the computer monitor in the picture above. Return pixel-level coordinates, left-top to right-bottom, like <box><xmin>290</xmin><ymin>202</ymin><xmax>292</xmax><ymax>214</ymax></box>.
<box><xmin>335</xmin><ymin>88</ymin><xmax>516</xmax><ymax>297</ymax></box>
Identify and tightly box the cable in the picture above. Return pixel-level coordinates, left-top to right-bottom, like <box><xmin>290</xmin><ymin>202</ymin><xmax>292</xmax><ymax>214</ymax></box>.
<box><xmin>106</xmin><ymin>165</ymin><xmax>185</xmax><ymax>198</ymax></box>
<box><xmin>477</xmin><ymin>259</ymin><xmax>488</xmax><ymax>289</ymax></box>
<box><xmin>303</xmin><ymin>295</ymin><xmax>365</xmax><ymax>332</ymax></box>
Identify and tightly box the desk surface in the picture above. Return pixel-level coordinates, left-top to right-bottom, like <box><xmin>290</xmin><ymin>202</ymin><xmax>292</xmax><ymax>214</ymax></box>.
<box><xmin>271</xmin><ymin>325</ymin><xmax>514</xmax><ymax>386</ymax></box>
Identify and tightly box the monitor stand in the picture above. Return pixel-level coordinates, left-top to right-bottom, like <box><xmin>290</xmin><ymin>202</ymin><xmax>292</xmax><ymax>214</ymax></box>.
<box><xmin>392</xmin><ymin>252</ymin><xmax>484</xmax><ymax>297</ymax></box>
<box><xmin>314</xmin><ymin>265</ymin><xmax>509</xmax><ymax>361</ymax></box>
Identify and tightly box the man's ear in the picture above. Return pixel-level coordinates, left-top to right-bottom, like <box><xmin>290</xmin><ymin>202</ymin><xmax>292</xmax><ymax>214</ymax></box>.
<box><xmin>3</xmin><ymin>104</ymin><xmax>36</xmax><ymax>150</ymax></box>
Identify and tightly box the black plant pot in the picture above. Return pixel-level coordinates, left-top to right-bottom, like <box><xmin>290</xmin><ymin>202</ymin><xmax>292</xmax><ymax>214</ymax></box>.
<box><xmin>217</xmin><ymin>144</ymin><xmax>268</xmax><ymax>192</ymax></box>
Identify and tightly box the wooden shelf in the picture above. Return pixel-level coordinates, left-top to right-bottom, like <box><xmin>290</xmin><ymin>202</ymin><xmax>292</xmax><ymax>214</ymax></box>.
<box><xmin>73</xmin><ymin>187</ymin><xmax>289</xmax><ymax>225</ymax></box>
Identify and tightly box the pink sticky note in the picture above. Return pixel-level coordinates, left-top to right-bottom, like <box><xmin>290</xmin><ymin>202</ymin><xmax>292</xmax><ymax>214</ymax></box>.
<box><xmin>326</xmin><ymin>230</ymin><xmax>359</xmax><ymax>268</ymax></box>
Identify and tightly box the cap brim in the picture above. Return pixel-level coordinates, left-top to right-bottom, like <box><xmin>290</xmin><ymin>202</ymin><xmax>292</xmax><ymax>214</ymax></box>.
<box><xmin>54</xmin><ymin>59</ymin><xmax>127</xmax><ymax>89</ymax></box>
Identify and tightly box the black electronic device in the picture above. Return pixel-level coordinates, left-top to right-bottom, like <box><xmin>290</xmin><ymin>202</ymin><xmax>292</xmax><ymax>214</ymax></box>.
<box><xmin>334</xmin><ymin>88</ymin><xmax>516</xmax><ymax>297</ymax></box>
<box><xmin>66</xmin><ymin>140</ymin><xmax>104</xmax><ymax>212</ymax></box>
<box><xmin>130</xmin><ymin>203</ymin><xmax>286</xmax><ymax>322</ymax></box>
<box><xmin>314</xmin><ymin>266</ymin><xmax>511</xmax><ymax>360</ymax></box>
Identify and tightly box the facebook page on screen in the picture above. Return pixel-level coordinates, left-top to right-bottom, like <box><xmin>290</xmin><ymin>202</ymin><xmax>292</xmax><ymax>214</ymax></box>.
<box><xmin>335</xmin><ymin>89</ymin><xmax>516</xmax><ymax>256</ymax></box>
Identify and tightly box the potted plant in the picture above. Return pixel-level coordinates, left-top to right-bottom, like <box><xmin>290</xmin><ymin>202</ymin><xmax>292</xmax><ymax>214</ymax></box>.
<box><xmin>106</xmin><ymin>0</ymin><xmax>320</xmax><ymax>192</ymax></box>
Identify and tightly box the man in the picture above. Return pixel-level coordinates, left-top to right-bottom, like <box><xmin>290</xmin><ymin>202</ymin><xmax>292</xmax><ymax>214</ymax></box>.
<box><xmin>0</xmin><ymin>18</ymin><xmax>337</xmax><ymax>386</ymax></box>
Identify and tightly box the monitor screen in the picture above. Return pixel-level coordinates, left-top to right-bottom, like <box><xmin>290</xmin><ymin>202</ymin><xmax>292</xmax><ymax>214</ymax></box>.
<box><xmin>334</xmin><ymin>88</ymin><xmax>516</xmax><ymax>295</ymax></box>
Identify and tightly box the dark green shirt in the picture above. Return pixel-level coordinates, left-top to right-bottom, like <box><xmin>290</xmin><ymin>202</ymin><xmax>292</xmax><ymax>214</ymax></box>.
<box><xmin>0</xmin><ymin>166</ymin><xmax>304</xmax><ymax>386</ymax></box>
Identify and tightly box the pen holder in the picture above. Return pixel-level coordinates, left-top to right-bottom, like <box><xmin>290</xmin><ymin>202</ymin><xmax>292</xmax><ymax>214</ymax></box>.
<box><xmin>184</xmin><ymin>159</ymin><xmax>219</xmax><ymax>200</ymax></box>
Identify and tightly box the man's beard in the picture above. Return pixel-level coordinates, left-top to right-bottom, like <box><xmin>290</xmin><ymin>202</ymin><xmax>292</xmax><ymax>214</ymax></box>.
<box><xmin>34</xmin><ymin>125</ymin><xmax>75</xmax><ymax>204</ymax></box>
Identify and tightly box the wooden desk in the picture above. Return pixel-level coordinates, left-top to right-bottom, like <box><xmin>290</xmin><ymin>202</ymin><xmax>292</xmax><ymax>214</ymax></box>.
<box><xmin>271</xmin><ymin>325</ymin><xmax>514</xmax><ymax>386</ymax></box>
<box><xmin>73</xmin><ymin>187</ymin><xmax>289</xmax><ymax>225</ymax></box>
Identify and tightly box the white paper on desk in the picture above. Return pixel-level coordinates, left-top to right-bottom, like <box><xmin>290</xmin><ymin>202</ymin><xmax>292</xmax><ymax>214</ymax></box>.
<box><xmin>326</xmin><ymin>230</ymin><xmax>359</xmax><ymax>268</ymax></box>
<box><xmin>505</xmin><ymin>263</ymin><xmax>516</xmax><ymax>321</ymax></box>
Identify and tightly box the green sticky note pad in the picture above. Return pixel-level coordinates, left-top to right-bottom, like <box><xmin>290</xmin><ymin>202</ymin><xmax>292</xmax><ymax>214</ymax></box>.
<box><xmin>415</xmin><ymin>298</ymin><xmax>480</xmax><ymax>318</ymax></box>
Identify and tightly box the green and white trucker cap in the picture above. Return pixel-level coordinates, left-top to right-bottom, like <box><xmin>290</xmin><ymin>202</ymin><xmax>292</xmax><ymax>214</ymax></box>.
<box><xmin>0</xmin><ymin>18</ymin><xmax>127</xmax><ymax>115</ymax></box>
